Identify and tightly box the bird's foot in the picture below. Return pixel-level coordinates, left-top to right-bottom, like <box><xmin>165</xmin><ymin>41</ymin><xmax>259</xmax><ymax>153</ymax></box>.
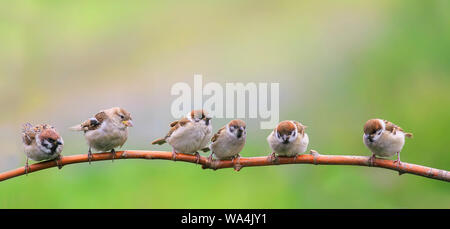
<box><xmin>393</xmin><ymin>159</ymin><xmax>402</xmax><ymax>167</ymax></box>
<box><xmin>292</xmin><ymin>153</ymin><xmax>299</xmax><ymax>163</ymax></box>
<box><xmin>393</xmin><ymin>153</ymin><xmax>403</xmax><ymax>175</ymax></box>
<box><xmin>111</xmin><ymin>149</ymin><xmax>116</xmax><ymax>163</ymax></box>
<box><xmin>194</xmin><ymin>152</ymin><xmax>201</xmax><ymax>164</ymax></box>
<box><xmin>24</xmin><ymin>164</ymin><xmax>30</xmax><ymax>176</ymax></box>
<box><xmin>232</xmin><ymin>154</ymin><xmax>242</xmax><ymax>172</ymax></box>
<box><xmin>55</xmin><ymin>154</ymin><xmax>63</xmax><ymax>169</ymax></box>
<box><xmin>88</xmin><ymin>148</ymin><xmax>93</xmax><ymax>164</ymax></box>
<box><xmin>207</xmin><ymin>153</ymin><xmax>217</xmax><ymax>170</ymax></box>
<box><xmin>171</xmin><ymin>148</ymin><xmax>178</xmax><ymax>161</ymax></box>
<box><xmin>267</xmin><ymin>152</ymin><xmax>279</xmax><ymax>164</ymax></box>
<box><xmin>368</xmin><ymin>154</ymin><xmax>376</xmax><ymax>167</ymax></box>
<box><xmin>24</xmin><ymin>157</ymin><xmax>30</xmax><ymax>176</ymax></box>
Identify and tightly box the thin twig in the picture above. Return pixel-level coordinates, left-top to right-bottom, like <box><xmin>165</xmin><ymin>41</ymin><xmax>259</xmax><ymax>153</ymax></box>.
<box><xmin>0</xmin><ymin>150</ymin><xmax>448</xmax><ymax>182</ymax></box>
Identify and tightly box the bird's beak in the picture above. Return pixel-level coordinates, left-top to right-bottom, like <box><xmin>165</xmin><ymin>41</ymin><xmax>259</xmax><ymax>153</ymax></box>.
<box><xmin>237</xmin><ymin>129</ymin><xmax>243</xmax><ymax>138</ymax></box>
<box><xmin>282</xmin><ymin>135</ymin><xmax>289</xmax><ymax>144</ymax></box>
<box><xmin>123</xmin><ymin>120</ymin><xmax>133</xmax><ymax>127</ymax></box>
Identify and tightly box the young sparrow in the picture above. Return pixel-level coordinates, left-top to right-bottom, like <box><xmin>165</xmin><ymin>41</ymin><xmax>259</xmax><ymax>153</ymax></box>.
<box><xmin>267</xmin><ymin>120</ymin><xmax>309</xmax><ymax>162</ymax></box>
<box><xmin>363</xmin><ymin>119</ymin><xmax>413</xmax><ymax>166</ymax></box>
<box><xmin>152</xmin><ymin>109</ymin><xmax>213</xmax><ymax>163</ymax></box>
<box><xmin>70</xmin><ymin>107</ymin><xmax>133</xmax><ymax>163</ymax></box>
<box><xmin>22</xmin><ymin>123</ymin><xmax>64</xmax><ymax>174</ymax></box>
<box><xmin>209</xmin><ymin>119</ymin><xmax>247</xmax><ymax>171</ymax></box>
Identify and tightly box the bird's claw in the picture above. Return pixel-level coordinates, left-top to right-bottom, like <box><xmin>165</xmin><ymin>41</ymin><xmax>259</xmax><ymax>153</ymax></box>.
<box><xmin>232</xmin><ymin>154</ymin><xmax>242</xmax><ymax>172</ymax></box>
<box><xmin>393</xmin><ymin>159</ymin><xmax>403</xmax><ymax>175</ymax></box>
<box><xmin>207</xmin><ymin>153</ymin><xmax>217</xmax><ymax>170</ymax></box>
<box><xmin>24</xmin><ymin>164</ymin><xmax>30</xmax><ymax>176</ymax></box>
<box><xmin>55</xmin><ymin>155</ymin><xmax>63</xmax><ymax>169</ymax></box>
<box><xmin>368</xmin><ymin>154</ymin><xmax>376</xmax><ymax>167</ymax></box>
<box><xmin>172</xmin><ymin>151</ymin><xmax>178</xmax><ymax>161</ymax></box>
<box><xmin>111</xmin><ymin>149</ymin><xmax>116</xmax><ymax>163</ymax></box>
<box><xmin>194</xmin><ymin>152</ymin><xmax>201</xmax><ymax>164</ymax></box>
<box><xmin>88</xmin><ymin>153</ymin><xmax>93</xmax><ymax>164</ymax></box>
<box><xmin>88</xmin><ymin>148</ymin><xmax>93</xmax><ymax>164</ymax></box>
<box><xmin>267</xmin><ymin>152</ymin><xmax>279</xmax><ymax>164</ymax></box>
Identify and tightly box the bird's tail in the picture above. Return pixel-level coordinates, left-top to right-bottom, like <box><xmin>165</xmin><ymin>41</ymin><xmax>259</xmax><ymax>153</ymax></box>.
<box><xmin>405</xmin><ymin>132</ymin><xmax>413</xmax><ymax>138</ymax></box>
<box><xmin>151</xmin><ymin>138</ymin><xmax>166</xmax><ymax>145</ymax></box>
<box><xmin>69</xmin><ymin>124</ymin><xmax>83</xmax><ymax>131</ymax></box>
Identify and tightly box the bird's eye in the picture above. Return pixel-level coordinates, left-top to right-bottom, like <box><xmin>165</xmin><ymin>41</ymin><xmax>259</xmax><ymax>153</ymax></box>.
<box><xmin>378</xmin><ymin>131</ymin><xmax>382</xmax><ymax>135</ymax></box>
<box><xmin>119</xmin><ymin>114</ymin><xmax>124</xmax><ymax>119</ymax></box>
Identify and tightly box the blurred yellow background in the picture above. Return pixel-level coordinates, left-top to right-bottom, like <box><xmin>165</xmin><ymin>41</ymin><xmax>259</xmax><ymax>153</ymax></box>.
<box><xmin>0</xmin><ymin>0</ymin><xmax>449</xmax><ymax>208</ymax></box>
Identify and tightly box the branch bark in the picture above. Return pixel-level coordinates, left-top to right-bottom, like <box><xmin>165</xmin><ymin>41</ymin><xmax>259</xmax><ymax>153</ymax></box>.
<box><xmin>0</xmin><ymin>150</ymin><xmax>448</xmax><ymax>182</ymax></box>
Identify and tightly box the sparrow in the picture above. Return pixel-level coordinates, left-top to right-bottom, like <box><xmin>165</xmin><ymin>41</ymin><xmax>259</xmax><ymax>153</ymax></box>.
<box><xmin>267</xmin><ymin>120</ymin><xmax>309</xmax><ymax>163</ymax></box>
<box><xmin>22</xmin><ymin>123</ymin><xmax>64</xmax><ymax>174</ymax></box>
<box><xmin>152</xmin><ymin>109</ymin><xmax>213</xmax><ymax>163</ymax></box>
<box><xmin>363</xmin><ymin>119</ymin><xmax>413</xmax><ymax>166</ymax></box>
<box><xmin>70</xmin><ymin>107</ymin><xmax>133</xmax><ymax>163</ymax></box>
<box><xmin>208</xmin><ymin>119</ymin><xmax>246</xmax><ymax>171</ymax></box>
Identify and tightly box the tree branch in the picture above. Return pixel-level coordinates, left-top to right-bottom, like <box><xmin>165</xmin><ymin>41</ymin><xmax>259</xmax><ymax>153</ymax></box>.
<box><xmin>0</xmin><ymin>150</ymin><xmax>448</xmax><ymax>182</ymax></box>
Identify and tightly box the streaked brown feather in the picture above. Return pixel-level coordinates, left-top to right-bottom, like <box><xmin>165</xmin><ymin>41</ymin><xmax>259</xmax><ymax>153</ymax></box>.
<box><xmin>80</xmin><ymin>111</ymin><xmax>107</xmax><ymax>131</ymax></box>
<box><xmin>22</xmin><ymin>123</ymin><xmax>57</xmax><ymax>145</ymax></box>
<box><xmin>211</xmin><ymin>126</ymin><xmax>226</xmax><ymax>142</ymax></box>
<box><xmin>292</xmin><ymin>121</ymin><xmax>305</xmax><ymax>135</ymax></box>
<box><xmin>169</xmin><ymin>120</ymin><xmax>178</xmax><ymax>127</ymax></box>
<box><xmin>383</xmin><ymin>120</ymin><xmax>413</xmax><ymax>137</ymax></box>
<box><xmin>166</xmin><ymin>117</ymin><xmax>190</xmax><ymax>138</ymax></box>
<box><xmin>152</xmin><ymin>117</ymin><xmax>191</xmax><ymax>145</ymax></box>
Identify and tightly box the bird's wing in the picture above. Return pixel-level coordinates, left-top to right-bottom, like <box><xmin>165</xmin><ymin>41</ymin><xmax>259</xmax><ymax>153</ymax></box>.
<box><xmin>169</xmin><ymin>120</ymin><xmax>179</xmax><ymax>127</ymax></box>
<box><xmin>383</xmin><ymin>120</ymin><xmax>413</xmax><ymax>137</ymax></box>
<box><xmin>22</xmin><ymin>123</ymin><xmax>54</xmax><ymax>145</ymax></box>
<box><xmin>165</xmin><ymin>117</ymin><xmax>190</xmax><ymax>139</ymax></box>
<box><xmin>152</xmin><ymin>118</ymin><xmax>189</xmax><ymax>145</ymax></box>
<box><xmin>383</xmin><ymin>120</ymin><xmax>403</xmax><ymax>135</ymax></box>
<box><xmin>80</xmin><ymin>111</ymin><xmax>107</xmax><ymax>131</ymax></box>
<box><xmin>292</xmin><ymin>121</ymin><xmax>305</xmax><ymax>136</ymax></box>
<box><xmin>211</xmin><ymin>126</ymin><xmax>226</xmax><ymax>142</ymax></box>
<box><xmin>22</xmin><ymin>123</ymin><xmax>36</xmax><ymax>145</ymax></box>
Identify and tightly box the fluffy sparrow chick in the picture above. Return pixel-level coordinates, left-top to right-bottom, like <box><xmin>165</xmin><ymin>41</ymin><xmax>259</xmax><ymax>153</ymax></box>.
<box><xmin>70</xmin><ymin>107</ymin><xmax>133</xmax><ymax>163</ymax></box>
<box><xmin>363</xmin><ymin>119</ymin><xmax>413</xmax><ymax>166</ymax></box>
<box><xmin>22</xmin><ymin>123</ymin><xmax>64</xmax><ymax>174</ymax></box>
<box><xmin>152</xmin><ymin>109</ymin><xmax>213</xmax><ymax>163</ymax></box>
<box><xmin>209</xmin><ymin>119</ymin><xmax>246</xmax><ymax>171</ymax></box>
<box><xmin>267</xmin><ymin>120</ymin><xmax>309</xmax><ymax>163</ymax></box>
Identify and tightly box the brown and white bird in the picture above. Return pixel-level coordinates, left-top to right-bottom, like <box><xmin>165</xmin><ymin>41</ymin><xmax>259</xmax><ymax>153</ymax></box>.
<box><xmin>152</xmin><ymin>109</ymin><xmax>213</xmax><ymax>163</ymax></box>
<box><xmin>209</xmin><ymin>119</ymin><xmax>246</xmax><ymax>170</ymax></box>
<box><xmin>363</xmin><ymin>119</ymin><xmax>413</xmax><ymax>166</ymax></box>
<box><xmin>70</xmin><ymin>107</ymin><xmax>133</xmax><ymax>163</ymax></box>
<box><xmin>267</xmin><ymin>120</ymin><xmax>309</xmax><ymax>162</ymax></box>
<box><xmin>22</xmin><ymin>123</ymin><xmax>64</xmax><ymax>174</ymax></box>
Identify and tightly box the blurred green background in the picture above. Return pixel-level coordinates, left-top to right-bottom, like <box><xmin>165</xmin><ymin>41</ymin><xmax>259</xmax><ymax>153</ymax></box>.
<box><xmin>0</xmin><ymin>0</ymin><xmax>449</xmax><ymax>208</ymax></box>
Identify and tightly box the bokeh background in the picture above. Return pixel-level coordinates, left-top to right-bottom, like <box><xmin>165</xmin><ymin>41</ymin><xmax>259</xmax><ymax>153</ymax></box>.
<box><xmin>0</xmin><ymin>0</ymin><xmax>449</xmax><ymax>208</ymax></box>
